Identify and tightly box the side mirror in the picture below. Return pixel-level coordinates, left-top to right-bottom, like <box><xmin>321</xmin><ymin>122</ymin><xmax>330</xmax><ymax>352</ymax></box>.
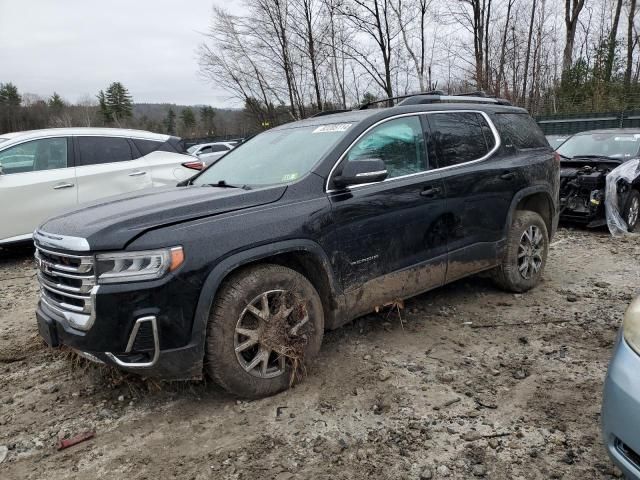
<box><xmin>334</xmin><ymin>158</ymin><xmax>388</xmax><ymax>188</ymax></box>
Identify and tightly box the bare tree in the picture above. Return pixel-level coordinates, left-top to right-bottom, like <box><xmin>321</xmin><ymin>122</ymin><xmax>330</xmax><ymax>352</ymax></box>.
<box><xmin>625</xmin><ymin>0</ymin><xmax>638</xmax><ymax>91</ymax></box>
<box><xmin>562</xmin><ymin>0</ymin><xmax>587</xmax><ymax>79</ymax></box>
<box><xmin>336</xmin><ymin>0</ymin><xmax>399</xmax><ymax>100</ymax></box>
<box><xmin>604</xmin><ymin>0</ymin><xmax>624</xmax><ymax>81</ymax></box>
<box><xmin>522</xmin><ymin>0</ymin><xmax>538</xmax><ymax>106</ymax></box>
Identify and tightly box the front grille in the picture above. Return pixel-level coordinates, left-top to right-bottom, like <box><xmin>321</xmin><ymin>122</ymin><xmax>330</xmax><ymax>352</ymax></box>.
<box><xmin>35</xmin><ymin>245</ymin><xmax>96</xmax><ymax>319</ymax></box>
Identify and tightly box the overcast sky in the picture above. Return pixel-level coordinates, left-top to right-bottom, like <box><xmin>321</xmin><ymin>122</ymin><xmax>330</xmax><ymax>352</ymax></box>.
<box><xmin>0</xmin><ymin>0</ymin><xmax>245</xmax><ymax>107</ymax></box>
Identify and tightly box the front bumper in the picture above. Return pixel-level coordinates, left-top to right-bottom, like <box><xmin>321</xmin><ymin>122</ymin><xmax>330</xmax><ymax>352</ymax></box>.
<box><xmin>37</xmin><ymin>297</ymin><xmax>204</xmax><ymax>379</ymax></box>
<box><xmin>602</xmin><ymin>333</ymin><xmax>640</xmax><ymax>479</ymax></box>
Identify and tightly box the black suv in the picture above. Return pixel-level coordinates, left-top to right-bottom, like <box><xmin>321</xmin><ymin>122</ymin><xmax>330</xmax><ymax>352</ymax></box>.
<box><xmin>34</xmin><ymin>94</ymin><xmax>559</xmax><ymax>398</ymax></box>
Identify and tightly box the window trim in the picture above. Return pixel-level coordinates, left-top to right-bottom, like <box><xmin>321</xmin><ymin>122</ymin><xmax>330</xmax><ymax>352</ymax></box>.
<box><xmin>325</xmin><ymin>110</ymin><xmax>501</xmax><ymax>193</ymax></box>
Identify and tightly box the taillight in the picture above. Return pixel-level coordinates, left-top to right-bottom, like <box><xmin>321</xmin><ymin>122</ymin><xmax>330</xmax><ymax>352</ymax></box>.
<box><xmin>182</xmin><ymin>160</ymin><xmax>205</xmax><ymax>170</ymax></box>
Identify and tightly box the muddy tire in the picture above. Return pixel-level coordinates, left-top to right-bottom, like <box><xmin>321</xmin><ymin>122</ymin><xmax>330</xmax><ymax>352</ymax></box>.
<box><xmin>622</xmin><ymin>189</ymin><xmax>640</xmax><ymax>232</ymax></box>
<box><xmin>491</xmin><ymin>210</ymin><xmax>548</xmax><ymax>293</ymax></box>
<box><xmin>205</xmin><ymin>264</ymin><xmax>324</xmax><ymax>398</ymax></box>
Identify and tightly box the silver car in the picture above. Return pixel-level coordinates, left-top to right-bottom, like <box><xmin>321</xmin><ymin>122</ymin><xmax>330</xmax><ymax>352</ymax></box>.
<box><xmin>0</xmin><ymin>128</ymin><xmax>194</xmax><ymax>245</ymax></box>
<box><xmin>602</xmin><ymin>296</ymin><xmax>640</xmax><ymax>478</ymax></box>
<box><xmin>186</xmin><ymin>141</ymin><xmax>235</xmax><ymax>166</ymax></box>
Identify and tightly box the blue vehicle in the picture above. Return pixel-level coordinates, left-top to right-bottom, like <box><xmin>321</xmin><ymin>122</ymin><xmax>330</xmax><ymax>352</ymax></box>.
<box><xmin>602</xmin><ymin>297</ymin><xmax>640</xmax><ymax>478</ymax></box>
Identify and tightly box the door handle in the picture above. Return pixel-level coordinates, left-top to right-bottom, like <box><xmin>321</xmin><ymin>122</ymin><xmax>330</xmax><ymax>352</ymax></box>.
<box><xmin>420</xmin><ymin>186</ymin><xmax>442</xmax><ymax>198</ymax></box>
<box><xmin>500</xmin><ymin>172</ymin><xmax>516</xmax><ymax>181</ymax></box>
<box><xmin>128</xmin><ymin>170</ymin><xmax>147</xmax><ymax>177</ymax></box>
<box><xmin>53</xmin><ymin>183</ymin><xmax>74</xmax><ymax>190</ymax></box>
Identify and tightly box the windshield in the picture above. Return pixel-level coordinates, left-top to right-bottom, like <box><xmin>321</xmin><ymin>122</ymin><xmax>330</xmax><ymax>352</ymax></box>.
<box><xmin>187</xmin><ymin>145</ymin><xmax>199</xmax><ymax>154</ymax></box>
<box><xmin>557</xmin><ymin>132</ymin><xmax>640</xmax><ymax>159</ymax></box>
<box><xmin>546</xmin><ymin>135</ymin><xmax>569</xmax><ymax>150</ymax></box>
<box><xmin>192</xmin><ymin>123</ymin><xmax>352</xmax><ymax>187</ymax></box>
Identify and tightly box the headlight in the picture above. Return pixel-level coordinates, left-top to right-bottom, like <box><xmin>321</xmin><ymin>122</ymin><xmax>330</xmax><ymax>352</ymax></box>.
<box><xmin>623</xmin><ymin>296</ymin><xmax>640</xmax><ymax>354</ymax></box>
<box><xmin>95</xmin><ymin>247</ymin><xmax>184</xmax><ymax>284</ymax></box>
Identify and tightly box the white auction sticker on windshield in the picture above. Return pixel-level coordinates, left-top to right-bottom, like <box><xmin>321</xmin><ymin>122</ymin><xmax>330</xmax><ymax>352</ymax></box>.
<box><xmin>313</xmin><ymin>123</ymin><xmax>352</xmax><ymax>133</ymax></box>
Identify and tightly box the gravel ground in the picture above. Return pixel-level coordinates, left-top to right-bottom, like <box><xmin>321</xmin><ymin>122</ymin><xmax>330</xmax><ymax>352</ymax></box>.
<box><xmin>0</xmin><ymin>227</ymin><xmax>638</xmax><ymax>479</ymax></box>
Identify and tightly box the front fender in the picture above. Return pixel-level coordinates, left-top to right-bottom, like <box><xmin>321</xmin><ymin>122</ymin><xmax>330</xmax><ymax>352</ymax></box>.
<box><xmin>188</xmin><ymin>239</ymin><xmax>340</xmax><ymax>369</ymax></box>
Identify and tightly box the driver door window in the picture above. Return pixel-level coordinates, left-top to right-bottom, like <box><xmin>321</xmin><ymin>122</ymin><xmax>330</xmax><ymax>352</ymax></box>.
<box><xmin>345</xmin><ymin>116</ymin><xmax>427</xmax><ymax>179</ymax></box>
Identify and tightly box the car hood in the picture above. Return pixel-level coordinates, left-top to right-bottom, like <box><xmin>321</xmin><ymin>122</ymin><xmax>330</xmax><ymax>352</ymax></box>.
<box><xmin>38</xmin><ymin>185</ymin><xmax>287</xmax><ymax>251</ymax></box>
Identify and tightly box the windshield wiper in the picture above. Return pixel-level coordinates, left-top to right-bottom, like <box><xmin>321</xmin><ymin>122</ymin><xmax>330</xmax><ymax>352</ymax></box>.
<box><xmin>205</xmin><ymin>180</ymin><xmax>251</xmax><ymax>190</ymax></box>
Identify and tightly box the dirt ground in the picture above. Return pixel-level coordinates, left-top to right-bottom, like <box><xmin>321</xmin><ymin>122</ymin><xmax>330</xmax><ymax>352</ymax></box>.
<box><xmin>0</xmin><ymin>227</ymin><xmax>638</xmax><ymax>480</ymax></box>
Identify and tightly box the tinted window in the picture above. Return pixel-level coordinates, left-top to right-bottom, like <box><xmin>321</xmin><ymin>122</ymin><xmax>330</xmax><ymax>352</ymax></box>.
<box><xmin>346</xmin><ymin>116</ymin><xmax>427</xmax><ymax>178</ymax></box>
<box><xmin>133</xmin><ymin>139</ymin><xmax>163</xmax><ymax>156</ymax></box>
<box><xmin>77</xmin><ymin>137</ymin><xmax>132</xmax><ymax>166</ymax></box>
<box><xmin>157</xmin><ymin>137</ymin><xmax>186</xmax><ymax>153</ymax></box>
<box><xmin>210</xmin><ymin>144</ymin><xmax>229</xmax><ymax>152</ymax></box>
<box><xmin>0</xmin><ymin>138</ymin><xmax>68</xmax><ymax>175</ymax></box>
<box><xmin>428</xmin><ymin>112</ymin><xmax>489</xmax><ymax>167</ymax></box>
<box><xmin>492</xmin><ymin>113</ymin><xmax>548</xmax><ymax>149</ymax></box>
<box><xmin>198</xmin><ymin>146</ymin><xmax>212</xmax><ymax>155</ymax></box>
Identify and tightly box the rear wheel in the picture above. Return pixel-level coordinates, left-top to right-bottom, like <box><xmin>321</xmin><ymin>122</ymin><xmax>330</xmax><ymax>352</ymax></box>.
<box><xmin>205</xmin><ymin>264</ymin><xmax>324</xmax><ymax>398</ymax></box>
<box><xmin>492</xmin><ymin>210</ymin><xmax>549</xmax><ymax>293</ymax></box>
<box><xmin>622</xmin><ymin>190</ymin><xmax>640</xmax><ymax>232</ymax></box>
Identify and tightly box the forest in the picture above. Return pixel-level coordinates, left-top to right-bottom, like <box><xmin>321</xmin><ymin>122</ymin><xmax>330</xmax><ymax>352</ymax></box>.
<box><xmin>1</xmin><ymin>0</ymin><xmax>639</xmax><ymax>137</ymax></box>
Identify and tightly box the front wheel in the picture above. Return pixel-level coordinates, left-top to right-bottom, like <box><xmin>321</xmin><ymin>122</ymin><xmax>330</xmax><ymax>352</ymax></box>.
<box><xmin>205</xmin><ymin>264</ymin><xmax>324</xmax><ymax>398</ymax></box>
<box><xmin>622</xmin><ymin>190</ymin><xmax>640</xmax><ymax>232</ymax></box>
<box><xmin>491</xmin><ymin>210</ymin><xmax>549</xmax><ymax>293</ymax></box>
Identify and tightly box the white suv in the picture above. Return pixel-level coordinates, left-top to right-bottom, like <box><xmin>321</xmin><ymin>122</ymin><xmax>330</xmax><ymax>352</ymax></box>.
<box><xmin>0</xmin><ymin>128</ymin><xmax>195</xmax><ymax>245</ymax></box>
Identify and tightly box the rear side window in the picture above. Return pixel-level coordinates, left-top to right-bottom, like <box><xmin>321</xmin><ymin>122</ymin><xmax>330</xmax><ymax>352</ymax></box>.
<box><xmin>76</xmin><ymin>137</ymin><xmax>133</xmax><ymax>166</ymax></box>
<box><xmin>133</xmin><ymin>139</ymin><xmax>163</xmax><ymax>156</ymax></box>
<box><xmin>428</xmin><ymin>112</ymin><xmax>490</xmax><ymax>167</ymax></box>
<box><xmin>157</xmin><ymin>137</ymin><xmax>186</xmax><ymax>154</ymax></box>
<box><xmin>210</xmin><ymin>144</ymin><xmax>229</xmax><ymax>152</ymax></box>
<box><xmin>492</xmin><ymin>113</ymin><xmax>548</xmax><ymax>149</ymax></box>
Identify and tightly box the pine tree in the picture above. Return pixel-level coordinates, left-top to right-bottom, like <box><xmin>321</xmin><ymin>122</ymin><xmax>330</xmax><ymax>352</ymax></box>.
<box><xmin>165</xmin><ymin>108</ymin><xmax>177</xmax><ymax>135</ymax></box>
<box><xmin>180</xmin><ymin>107</ymin><xmax>196</xmax><ymax>135</ymax></box>
<box><xmin>0</xmin><ymin>83</ymin><xmax>21</xmax><ymax>106</ymax></box>
<box><xmin>96</xmin><ymin>90</ymin><xmax>111</xmax><ymax>124</ymax></box>
<box><xmin>200</xmin><ymin>106</ymin><xmax>216</xmax><ymax>136</ymax></box>
<box><xmin>104</xmin><ymin>82</ymin><xmax>133</xmax><ymax>123</ymax></box>
<box><xmin>48</xmin><ymin>92</ymin><xmax>65</xmax><ymax>112</ymax></box>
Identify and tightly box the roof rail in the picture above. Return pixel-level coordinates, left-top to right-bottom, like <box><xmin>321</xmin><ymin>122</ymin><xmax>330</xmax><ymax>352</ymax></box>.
<box><xmin>359</xmin><ymin>91</ymin><xmax>446</xmax><ymax>110</ymax></box>
<box><xmin>456</xmin><ymin>90</ymin><xmax>488</xmax><ymax>97</ymax></box>
<box><xmin>311</xmin><ymin>109</ymin><xmax>352</xmax><ymax>117</ymax></box>
<box><xmin>398</xmin><ymin>93</ymin><xmax>512</xmax><ymax>107</ymax></box>
<box><xmin>358</xmin><ymin>90</ymin><xmax>512</xmax><ymax>109</ymax></box>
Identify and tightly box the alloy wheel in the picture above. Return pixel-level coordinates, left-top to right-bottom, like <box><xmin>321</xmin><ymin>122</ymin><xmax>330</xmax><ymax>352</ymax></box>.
<box><xmin>517</xmin><ymin>225</ymin><xmax>544</xmax><ymax>280</ymax></box>
<box><xmin>234</xmin><ymin>289</ymin><xmax>309</xmax><ymax>378</ymax></box>
<box><xmin>627</xmin><ymin>197</ymin><xmax>639</xmax><ymax>228</ymax></box>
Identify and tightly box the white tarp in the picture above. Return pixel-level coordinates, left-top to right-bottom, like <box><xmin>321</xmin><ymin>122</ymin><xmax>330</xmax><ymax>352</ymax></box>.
<box><xmin>605</xmin><ymin>159</ymin><xmax>640</xmax><ymax>236</ymax></box>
